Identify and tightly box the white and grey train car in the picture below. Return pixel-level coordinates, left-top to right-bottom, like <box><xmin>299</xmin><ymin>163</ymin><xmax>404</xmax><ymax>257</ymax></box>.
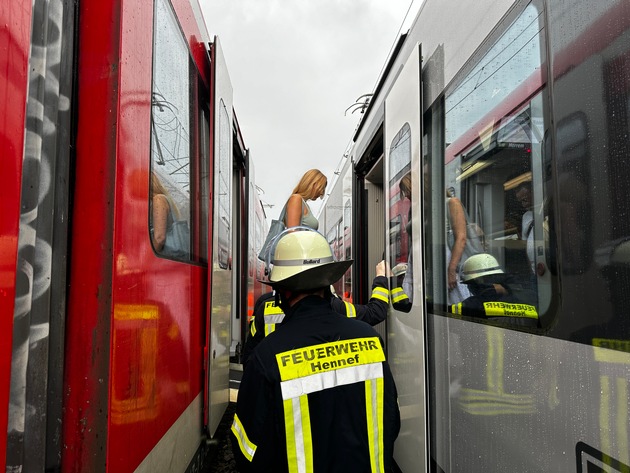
<box><xmin>321</xmin><ymin>0</ymin><xmax>630</xmax><ymax>471</ymax></box>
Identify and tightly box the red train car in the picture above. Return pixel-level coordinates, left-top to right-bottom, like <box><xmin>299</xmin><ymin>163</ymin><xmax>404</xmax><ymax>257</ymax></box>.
<box><xmin>0</xmin><ymin>0</ymin><xmax>261</xmax><ymax>471</ymax></box>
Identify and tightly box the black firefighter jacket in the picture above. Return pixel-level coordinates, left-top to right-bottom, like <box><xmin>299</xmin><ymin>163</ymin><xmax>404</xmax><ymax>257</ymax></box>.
<box><xmin>241</xmin><ymin>276</ymin><xmax>390</xmax><ymax>367</ymax></box>
<box><xmin>231</xmin><ymin>295</ymin><xmax>400</xmax><ymax>473</ymax></box>
<box><xmin>448</xmin><ymin>278</ymin><xmax>539</xmax><ymax>328</ymax></box>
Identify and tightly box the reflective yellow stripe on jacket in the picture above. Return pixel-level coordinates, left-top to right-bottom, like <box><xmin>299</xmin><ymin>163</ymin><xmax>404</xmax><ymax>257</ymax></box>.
<box><xmin>592</xmin><ymin>340</ymin><xmax>630</xmax><ymax>465</ymax></box>
<box><xmin>450</xmin><ymin>301</ymin><xmax>538</xmax><ymax>319</ymax></box>
<box><xmin>250</xmin><ymin>317</ymin><xmax>257</xmax><ymax>337</ymax></box>
<box><xmin>371</xmin><ymin>286</ymin><xmax>389</xmax><ymax>303</ymax></box>
<box><xmin>231</xmin><ymin>413</ymin><xmax>257</xmax><ymax>462</ymax></box>
<box><xmin>482</xmin><ymin>302</ymin><xmax>538</xmax><ymax>319</ymax></box>
<box><xmin>390</xmin><ymin>287</ymin><xmax>408</xmax><ymax>304</ymax></box>
<box><xmin>264</xmin><ymin>300</ymin><xmax>285</xmax><ymax>336</ymax></box>
<box><xmin>365</xmin><ymin>377</ymin><xmax>385</xmax><ymax>473</ymax></box>
<box><xmin>343</xmin><ymin>300</ymin><xmax>356</xmax><ymax>318</ymax></box>
<box><xmin>451</xmin><ymin>303</ymin><xmax>463</xmax><ymax>315</ymax></box>
<box><xmin>276</xmin><ymin>337</ymin><xmax>386</xmax><ymax>473</ymax></box>
<box><xmin>283</xmin><ymin>395</ymin><xmax>313</xmax><ymax>473</ymax></box>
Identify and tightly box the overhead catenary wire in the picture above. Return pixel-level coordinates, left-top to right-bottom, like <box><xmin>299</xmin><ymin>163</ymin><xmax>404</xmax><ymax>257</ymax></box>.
<box><xmin>326</xmin><ymin>0</ymin><xmax>419</xmax><ymax>206</ymax></box>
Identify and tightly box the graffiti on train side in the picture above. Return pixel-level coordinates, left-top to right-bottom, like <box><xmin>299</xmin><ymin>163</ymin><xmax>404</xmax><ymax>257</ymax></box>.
<box><xmin>8</xmin><ymin>0</ymin><xmax>71</xmax><ymax>471</ymax></box>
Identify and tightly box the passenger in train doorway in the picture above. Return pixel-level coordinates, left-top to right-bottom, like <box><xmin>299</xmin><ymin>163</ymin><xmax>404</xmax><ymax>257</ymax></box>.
<box><xmin>231</xmin><ymin>228</ymin><xmax>400</xmax><ymax>472</ymax></box>
<box><xmin>446</xmin><ymin>187</ymin><xmax>484</xmax><ymax>304</ymax></box>
<box><xmin>514</xmin><ymin>180</ymin><xmax>542</xmax><ymax>302</ymax></box>
<box><xmin>284</xmin><ymin>168</ymin><xmax>327</xmax><ymax>229</ymax></box>
<box><xmin>448</xmin><ymin>253</ymin><xmax>539</xmax><ymax>328</ymax></box>
<box><xmin>241</xmin><ymin>260</ymin><xmax>391</xmax><ymax>368</ymax></box>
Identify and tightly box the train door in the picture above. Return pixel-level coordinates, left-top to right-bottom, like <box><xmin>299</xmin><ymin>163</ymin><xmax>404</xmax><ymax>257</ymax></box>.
<box><xmin>206</xmin><ymin>37</ymin><xmax>233</xmax><ymax>437</ymax></box>
<box><xmin>383</xmin><ymin>43</ymin><xmax>428</xmax><ymax>472</ymax></box>
<box><xmin>353</xmin><ymin>134</ymin><xmax>386</xmax><ymax>339</ymax></box>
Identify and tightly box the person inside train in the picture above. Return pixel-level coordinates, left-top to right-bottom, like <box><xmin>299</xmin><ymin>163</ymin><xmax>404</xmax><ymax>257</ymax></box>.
<box><xmin>150</xmin><ymin>171</ymin><xmax>176</xmax><ymax>252</ymax></box>
<box><xmin>150</xmin><ymin>171</ymin><xmax>189</xmax><ymax>257</ymax></box>
<box><xmin>284</xmin><ymin>168</ymin><xmax>327</xmax><ymax>229</ymax></box>
<box><xmin>515</xmin><ymin>180</ymin><xmax>535</xmax><ymax>272</ymax></box>
<box><xmin>241</xmin><ymin>259</ymin><xmax>391</xmax><ymax>367</ymax></box>
<box><xmin>231</xmin><ymin>228</ymin><xmax>400</xmax><ymax>472</ymax></box>
<box><xmin>448</xmin><ymin>253</ymin><xmax>539</xmax><ymax>328</ymax></box>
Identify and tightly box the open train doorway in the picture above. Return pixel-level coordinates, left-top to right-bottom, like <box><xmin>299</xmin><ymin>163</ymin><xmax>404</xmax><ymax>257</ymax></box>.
<box><xmin>361</xmin><ymin>157</ymin><xmax>387</xmax><ymax>341</ymax></box>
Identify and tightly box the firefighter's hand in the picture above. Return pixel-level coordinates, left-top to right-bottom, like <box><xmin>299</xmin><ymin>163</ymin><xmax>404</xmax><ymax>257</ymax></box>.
<box><xmin>376</xmin><ymin>260</ymin><xmax>393</xmax><ymax>277</ymax></box>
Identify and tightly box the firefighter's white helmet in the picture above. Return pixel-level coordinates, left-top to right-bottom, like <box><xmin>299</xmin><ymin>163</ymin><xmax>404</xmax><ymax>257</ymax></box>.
<box><xmin>264</xmin><ymin>227</ymin><xmax>352</xmax><ymax>291</ymax></box>
<box><xmin>461</xmin><ymin>253</ymin><xmax>504</xmax><ymax>282</ymax></box>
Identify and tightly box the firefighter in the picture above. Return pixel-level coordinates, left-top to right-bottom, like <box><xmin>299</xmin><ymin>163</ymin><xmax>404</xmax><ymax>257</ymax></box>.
<box><xmin>241</xmin><ymin>261</ymin><xmax>390</xmax><ymax>367</ymax></box>
<box><xmin>448</xmin><ymin>253</ymin><xmax>539</xmax><ymax>328</ymax></box>
<box><xmin>231</xmin><ymin>228</ymin><xmax>400</xmax><ymax>472</ymax></box>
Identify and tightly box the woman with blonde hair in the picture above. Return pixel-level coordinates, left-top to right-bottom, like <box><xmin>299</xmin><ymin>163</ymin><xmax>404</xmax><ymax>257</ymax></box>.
<box><xmin>284</xmin><ymin>169</ymin><xmax>327</xmax><ymax>229</ymax></box>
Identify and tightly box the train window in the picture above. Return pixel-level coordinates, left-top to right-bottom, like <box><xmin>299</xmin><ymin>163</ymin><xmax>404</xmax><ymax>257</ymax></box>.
<box><xmin>217</xmin><ymin>99</ymin><xmax>231</xmax><ymax>269</ymax></box>
<box><xmin>149</xmin><ymin>0</ymin><xmax>195</xmax><ymax>261</ymax></box>
<box><xmin>198</xmin><ymin>102</ymin><xmax>210</xmax><ymax>263</ymax></box>
<box><xmin>429</xmin><ymin>0</ymin><xmax>552</xmax><ymax>329</ymax></box>
<box><xmin>388</xmin><ymin>123</ymin><xmax>413</xmax><ymax>305</ymax></box>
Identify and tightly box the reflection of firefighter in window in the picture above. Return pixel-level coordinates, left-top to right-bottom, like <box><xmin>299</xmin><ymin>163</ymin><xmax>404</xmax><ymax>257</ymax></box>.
<box><xmin>572</xmin><ymin>239</ymin><xmax>630</xmax><ymax>468</ymax></box>
<box><xmin>450</xmin><ymin>256</ymin><xmax>539</xmax><ymax>417</ymax></box>
<box><xmin>448</xmin><ymin>253</ymin><xmax>539</xmax><ymax>329</ymax></box>
<box><xmin>446</xmin><ymin>254</ymin><xmax>542</xmax><ymax>417</ymax></box>
<box><xmin>390</xmin><ymin>262</ymin><xmax>412</xmax><ymax>313</ymax></box>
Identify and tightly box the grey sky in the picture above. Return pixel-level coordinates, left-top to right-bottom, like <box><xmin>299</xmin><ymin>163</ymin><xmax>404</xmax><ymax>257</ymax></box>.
<box><xmin>200</xmin><ymin>0</ymin><xmax>419</xmax><ymax>221</ymax></box>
